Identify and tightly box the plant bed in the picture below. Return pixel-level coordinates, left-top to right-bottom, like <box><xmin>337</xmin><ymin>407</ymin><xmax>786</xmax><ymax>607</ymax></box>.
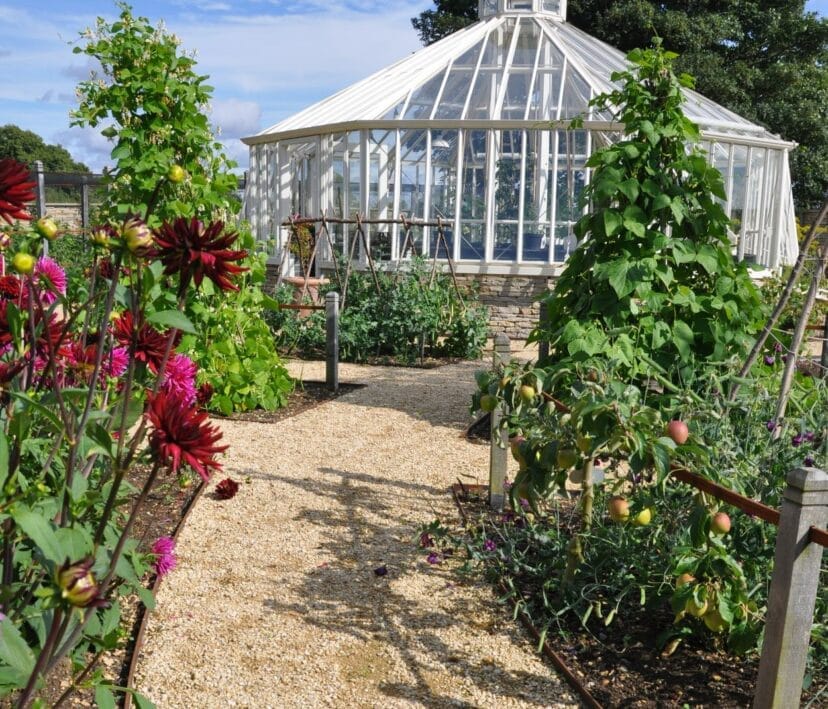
<box><xmin>444</xmin><ymin>484</ymin><xmax>827</xmax><ymax>708</ymax></box>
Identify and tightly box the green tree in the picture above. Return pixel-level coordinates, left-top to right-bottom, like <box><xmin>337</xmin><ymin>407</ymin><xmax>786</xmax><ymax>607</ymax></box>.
<box><xmin>412</xmin><ymin>0</ymin><xmax>828</xmax><ymax>209</ymax></box>
<box><xmin>412</xmin><ymin>0</ymin><xmax>477</xmax><ymax>45</ymax></box>
<box><xmin>0</xmin><ymin>124</ymin><xmax>89</xmax><ymax>172</ymax></box>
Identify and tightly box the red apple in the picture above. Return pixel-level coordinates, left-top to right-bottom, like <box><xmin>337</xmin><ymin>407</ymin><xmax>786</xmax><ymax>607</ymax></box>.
<box><xmin>666</xmin><ymin>420</ymin><xmax>689</xmax><ymax>445</ymax></box>
<box><xmin>608</xmin><ymin>496</ymin><xmax>629</xmax><ymax>523</ymax></box>
<box><xmin>711</xmin><ymin>512</ymin><xmax>731</xmax><ymax>535</ymax></box>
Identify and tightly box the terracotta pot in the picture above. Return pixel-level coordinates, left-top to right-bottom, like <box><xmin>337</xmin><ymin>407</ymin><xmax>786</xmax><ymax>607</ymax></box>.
<box><xmin>283</xmin><ymin>276</ymin><xmax>329</xmax><ymax>317</ymax></box>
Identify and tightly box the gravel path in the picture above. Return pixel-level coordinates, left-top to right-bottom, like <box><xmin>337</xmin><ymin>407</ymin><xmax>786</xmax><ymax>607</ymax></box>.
<box><xmin>133</xmin><ymin>358</ymin><xmax>578</xmax><ymax>708</ymax></box>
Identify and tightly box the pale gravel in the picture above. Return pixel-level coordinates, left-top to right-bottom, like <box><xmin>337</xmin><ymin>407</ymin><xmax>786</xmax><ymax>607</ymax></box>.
<box><xmin>133</xmin><ymin>354</ymin><xmax>578</xmax><ymax>708</ymax></box>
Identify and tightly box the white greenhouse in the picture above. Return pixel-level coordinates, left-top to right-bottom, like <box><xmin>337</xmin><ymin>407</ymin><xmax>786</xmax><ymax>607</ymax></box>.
<box><xmin>243</xmin><ymin>0</ymin><xmax>798</xmax><ymax>332</ymax></box>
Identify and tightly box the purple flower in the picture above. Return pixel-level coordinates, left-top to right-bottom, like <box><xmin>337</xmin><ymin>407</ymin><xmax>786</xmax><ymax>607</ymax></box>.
<box><xmin>419</xmin><ymin>532</ymin><xmax>434</xmax><ymax>548</ymax></box>
<box><xmin>151</xmin><ymin>536</ymin><xmax>177</xmax><ymax>578</ymax></box>
<box><xmin>373</xmin><ymin>565</ymin><xmax>388</xmax><ymax>577</ymax></box>
<box><xmin>519</xmin><ymin>498</ymin><xmax>530</xmax><ymax>510</ymax></box>
<box><xmin>483</xmin><ymin>538</ymin><xmax>497</xmax><ymax>552</ymax></box>
<box><xmin>804</xmin><ymin>457</ymin><xmax>816</xmax><ymax>467</ymax></box>
<box><xmin>426</xmin><ymin>552</ymin><xmax>442</xmax><ymax>565</ymax></box>
<box><xmin>766</xmin><ymin>420</ymin><xmax>777</xmax><ymax>432</ymax></box>
<box><xmin>764</xmin><ymin>355</ymin><xmax>775</xmax><ymax>366</ymax></box>
<box><xmin>162</xmin><ymin>353</ymin><xmax>198</xmax><ymax>405</ymax></box>
<box><xmin>774</xmin><ymin>342</ymin><xmax>783</xmax><ymax>353</ymax></box>
<box><xmin>792</xmin><ymin>434</ymin><xmax>804</xmax><ymax>447</ymax></box>
<box><xmin>804</xmin><ymin>431</ymin><xmax>816</xmax><ymax>443</ymax></box>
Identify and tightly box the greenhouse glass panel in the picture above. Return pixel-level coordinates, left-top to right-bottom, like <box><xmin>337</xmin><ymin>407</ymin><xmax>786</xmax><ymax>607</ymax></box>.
<box><xmin>429</xmin><ymin>130</ymin><xmax>460</xmax><ymax>259</ymax></box>
<box><xmin>404</xmin><ymin>71</ymin><xmax>448</xmax><ymax>120</ymax></box>
<box><xmin>435</xmin><ymin>42</ymin><xmax>485</xmax><ymax>118</ymax></box>
<box><xmin>399</xmin><ymin>130</ymin><xmax>428</xmax><ymax>256</ymax></box>
<box><xmin>494</xmin><ymin>130</ymin><xmax>522</xmax><ymax>261</ymax></box>
<box><xmin>460</xmin><ymin>130</ymin><xmax>487</xmax><ymax>260</ymax></box>
<box><xmin>741</xmin><ymin>147</ymin><xmax>767</xmax><ymax>262</ymax></box>
<box><xmin>560</xmin><ymin>65</ymin><xmax>592</xmax><ymax>118</ymax></box>
<box><xmin>330</xmin><ymin>133</ymin><xmax>347</xmax><ymax>254</ymax></box>
<box><xmin>522</xmin><ymin>130</ymin><xmax>552</xmax><ymax>262</ymax></box>
<box><xmin>512</xmin><ymin>17</ymin><xmax>541</xmax><ymax>66</ymax></box>
<box><xmin>368</xmin><ymin>130</ymin><xmax>394</xmax><ymax>261</ymax></box>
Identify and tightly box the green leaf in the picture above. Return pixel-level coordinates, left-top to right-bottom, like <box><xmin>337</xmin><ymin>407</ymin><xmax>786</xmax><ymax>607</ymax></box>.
<box><xmin>623</xmin><ymin>206</ymin><xmax>647</xmax><ymax>237</ymax></box>
<box><xmin>617</xmin><ymin>178</ymin><xmax>640</xmax><ymax>203</ymax></box>
<box><xmin>695</xmin><ymin>245</ymin><xmax>719</xmax><ymax>275</ymax></box>
<box><xmin>147</xmin><ymin>310</ymin><xmax>197</xmax><ymax>334</ymax></box>
<box><xmin>95</xmin><ymin>685</ymin><xmax>117</xmax><ymax>709</ymax></box>
<box><xmin>11</xmin><ymin>506</ymin><xmax>67</xmax><ymax>563</ymax></box>
<box><xmin>0</xmin><ymin>618</ymin><xmax>36</xmax><ymax>676</ymax></box>
<box><xmin>606</xmin><ymin>261</ymin><xmax>632</xmax><ymax>298</ymax></box>
<box><xmin>603</xmin><ymin>210</ymin><xmax>623</xmax><ymax>237</ymax></box>
<box><xmin>133</xmin><ymin>692</ymin><xmax>158</xmax><ymax>709</ymax></box>
<box><xmin>672</xmin><ymin>320</ymin><xmax>694</xmax><ymax>360</ymax></box>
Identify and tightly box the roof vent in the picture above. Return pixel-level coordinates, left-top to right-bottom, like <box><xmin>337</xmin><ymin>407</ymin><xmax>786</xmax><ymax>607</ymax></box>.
<box><xmin>479</xmin><ymin>0</ymin><xmax>567</xmax><ymax>20</ymax></box>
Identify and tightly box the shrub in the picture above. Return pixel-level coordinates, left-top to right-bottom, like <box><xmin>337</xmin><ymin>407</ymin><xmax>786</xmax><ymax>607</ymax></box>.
<box><xmin>270</xmin><ymin>257</ymin><xmax>489</xmax><ymax>363</ymax></box>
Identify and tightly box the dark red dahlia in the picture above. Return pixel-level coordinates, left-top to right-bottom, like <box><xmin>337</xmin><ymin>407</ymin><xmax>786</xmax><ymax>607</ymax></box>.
<box><xmin>215</xmin><ymin>477</ymin><xmax>239</xmax><ymax>500</ymax></box>
<box><xmin>111</xmin><ymin>310</ymin><xmax>181</xmax><ymax>372</ymax></box>
<box><xmin>0</xmin><ymin>275</ymin><xmax>21</xmax><ymax>300</ymax></box>
<box><xmin>196</xmin><ymin>381</ymin><xmax>214</xmax><ymax>409</ymax></box>
<box><xmin>152</xmin><ymin>218</ymin><xmax>248</xmax><ymax>292</ymax></box>
<box><xmin>0</xmin><ymin>159</ymin><xmax>36</xmax><ymax>224</ymax></box>
<box><xmin>147</xmin><ymin>391</ymin><xmax>228</xmax><ymax>481</ymax></box>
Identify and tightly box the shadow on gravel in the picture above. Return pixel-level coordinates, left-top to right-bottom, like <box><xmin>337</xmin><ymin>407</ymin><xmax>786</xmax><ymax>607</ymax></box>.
<box><xmin>327</xmin><ymin>361</ymin><xmax>486</xmax><ymax>431</ymax></box>
<box><xmin>261</xmin><ymin>466</ymin><xmax>570</xmax><ymax>707</ymax></box>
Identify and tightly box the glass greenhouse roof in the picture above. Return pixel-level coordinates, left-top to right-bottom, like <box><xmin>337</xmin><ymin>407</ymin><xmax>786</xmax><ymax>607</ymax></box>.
<box><xmin>248</xmin><ymin>9</ymin><xmax>789</xmax><ymax>146</ymax></box>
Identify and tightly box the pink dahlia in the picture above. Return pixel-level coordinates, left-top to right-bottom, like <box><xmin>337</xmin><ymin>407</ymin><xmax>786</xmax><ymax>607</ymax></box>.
<box><xmin>161</xmin><ymin>353</ymin><xmax>198</xmax><ymax>405</ymax></box>
<box><xmin>151</xmin><ymin>536</ymin><xmax>177</xmax><ymax>578</ymax></box>
<box><xmin>29</xmin><ymin>257</ymin><xmax>67</xmax><ymax>304</ymax></box>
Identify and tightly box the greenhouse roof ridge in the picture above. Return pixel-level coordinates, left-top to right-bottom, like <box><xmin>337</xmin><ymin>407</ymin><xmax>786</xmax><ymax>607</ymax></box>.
<box><xmin>478</xmin><ymin>0</ymin><xmax>567</xmax><ymax>20</ymax></box>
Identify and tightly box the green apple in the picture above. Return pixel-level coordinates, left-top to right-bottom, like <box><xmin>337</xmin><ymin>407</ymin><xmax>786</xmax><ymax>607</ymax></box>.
<box><xmin>168</xmin><ymin>164</ymin><xmax>186</xmax><ymax>183</ymax></box>
<box><xmin>631</xmin><ymin>507</ymin><xmax>652</xmax><ymax>526</ymax></box>
<box><xmin>480</xmin><ymin>394</ymin><xmax>498</xmax><ymax>412</ymax></box>
<box><xmin>556</xmin><ymin>447</ymin><xmax>578</xmax><ymax>470</ymax></box>
<box><xmin>519</xmin><ymin>384</ymin><xmax>535</xmax><ymax>404</ymax></box>
<box><xmin>35</xmin><ymin>217</ymin><xmax>59</xmax><ymax>240</ymax></box>
<box><xmin>11</xmin><ymin>252</ymin><xmax>35</xmax><ymax>274</ymax></box>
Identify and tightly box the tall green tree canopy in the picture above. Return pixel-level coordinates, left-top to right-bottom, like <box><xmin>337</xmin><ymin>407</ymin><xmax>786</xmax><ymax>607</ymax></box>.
<box><xmin>412</xmin><ymin>0</ymin><xmax>828</xmax><ymax>209</ymax></box>
<box><xmin>0</xmin><ymin>124</ymin><xmax>89</xmax><ymax>173</ymax></box>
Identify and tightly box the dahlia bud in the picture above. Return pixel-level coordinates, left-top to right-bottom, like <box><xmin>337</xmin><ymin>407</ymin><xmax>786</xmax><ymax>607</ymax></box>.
<box><xmin>90</xmin><ymin>225</ymin><xmax>114</xmax><ymax>248</ymax></box>
<box><xmin>0</xmin><ymin>232</ymin><xmax>11</xmax><ymax>251</ymax></box>
<box><xmin>122</xmin><ymin>217</ymin><xmax>152</xmax><ymax>253</ymax></box>
<box><xmin>56</xmin><ymin>559</ymin><xmax>106</xmax><ymax>608</ymax></box>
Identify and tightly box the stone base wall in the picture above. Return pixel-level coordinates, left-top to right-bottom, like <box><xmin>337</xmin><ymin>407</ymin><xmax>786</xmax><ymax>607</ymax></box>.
<box><xmin>455</xmin><ymin>274</ymin><xmax>553</xmax><ymax>340</ymax></box>
<box><xmin>264</xmin><ymin>262</ymin><xmax>552</xmax><ymax>341</ymax></box>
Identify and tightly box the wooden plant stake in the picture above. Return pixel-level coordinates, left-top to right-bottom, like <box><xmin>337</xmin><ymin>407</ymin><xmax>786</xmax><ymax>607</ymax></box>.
<box><xmin>730</xmin><ymin>195</ymin><xmax>828</xmax><ymax>400</ymax></box>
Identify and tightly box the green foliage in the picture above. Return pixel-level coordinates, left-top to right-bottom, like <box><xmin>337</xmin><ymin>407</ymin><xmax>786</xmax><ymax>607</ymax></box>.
<box><xmin>411</xmin><ymin>0</ymin><xmax>477</xmax><ymax>45</ymax></box>
<box><xmin>270</xmin><ymin>258</ymin><xmax>489</xmax><ymax>364</ymax></box>
<box><xmin>181</xmin><ymin>230</ymin><xmax>293</xmax><ymax>415</ymax></box>
<box><xmin>70</xmin><ymin>2</ymin><xmax>238</xmax><ymax>226</ymax></box>
<box><xmin>413</xmin><ymin>0</ymin><xmax>828</xmax><ymax>209</ymax></box>
<box><xmin>534</xmin><ymin>44</ymin><xmax>763</xmax><ymax>386</ymax></box>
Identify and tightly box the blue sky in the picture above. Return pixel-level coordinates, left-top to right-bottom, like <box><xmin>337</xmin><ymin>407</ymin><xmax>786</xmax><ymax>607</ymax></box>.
<box><xmin>0</xmin><ymin>0</ymin><xmax>825</xmax><ymax>172</ymax></box>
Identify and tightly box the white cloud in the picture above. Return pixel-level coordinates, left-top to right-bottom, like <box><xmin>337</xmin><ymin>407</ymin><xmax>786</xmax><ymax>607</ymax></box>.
<box><xmin>54</xmin><ymin>126</ymin><xmax>113</xmax><ymax>172</ymax></box>
<box><xmin>210</xmin><ymin>98</ymin><xmax>262</xmax><ymax>138</ymax></box>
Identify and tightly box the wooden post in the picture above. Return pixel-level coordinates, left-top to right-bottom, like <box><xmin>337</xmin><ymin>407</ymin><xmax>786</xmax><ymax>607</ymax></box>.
<box><xmin>821</xmin><ymin>309</ymin><xmax>828</xmax><ymax>374</ymax></box>
<box><xmin>489</xmin><ymin>333</ymin><xmax>511</xmax><ymax>510</ymax></box>
<box><xmin>325</xmin><ymin>291</ymin><xmax>339</xmax><ymax>393</ymax></box>
<box><xmin>34</xmin><ymin>161</ymin><xmax>48</xmax><ymax>257</ymax></box>
<box><xmin>538</xmin><ymin>303</ymin><xmax>550</xmax><ymax>361</ymax></box>
<box><xmin>754</xmin><ymin>467</ymin><xmax>828</xmax><ymax>709</ymax></box>
<box><xmin>81</xmin><ymin>181</ymin><xmax>90</xmax><ymax>233</ymax></box>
